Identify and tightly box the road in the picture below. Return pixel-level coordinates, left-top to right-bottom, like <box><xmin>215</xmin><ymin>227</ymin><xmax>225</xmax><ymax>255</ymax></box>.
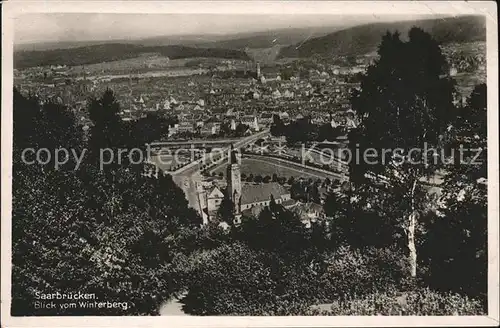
<box><xmin>157</xmin><ymin>130</ymin><xmax>271</xmax><ymax>210</ymax></box>
<box><xmin>159</xmin><ymin>292</ymin><xmax>188</xmax><ymax>316</ymax></box>
<box><xmin>150</xmin><ymin>138</ymin><xmax>241</xmax><ymax>149</ymax></box>
<box><xmin>171</xmin><ymin>129</ymin><xmax>270</xmax><ymax>176</ymax></box>
<box><xmin>152</xmin><ymin>129</ymin><xmax>447</xmax><ymax>213</ymax></box>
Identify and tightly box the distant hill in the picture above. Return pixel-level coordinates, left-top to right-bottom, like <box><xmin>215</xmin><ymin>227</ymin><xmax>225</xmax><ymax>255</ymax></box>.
<box><xmin>15</xmin><ymin>40</ymin><xmax>124</xmax><ymax>52</ymax></box>
<box><xmin>14</xmin><ymin>44</ymin><xmax>251</xmax><ymax>69</ymax></box>
<box><xmin>194</xmin><ymin>26</ymin><xmax>345</xmax><ymax>49</ymax></box>
<box><xmin>245</xmin><ymin>45</ymin><xmax>286</xmax><ymax>65</ymax></box>
<box><xmin>14</xmin><ymin>26</ymin><xmax>344</xmax><ymax>53</ymax></box>
<box><xmin>278</xmin><ymin>15</ymin><xmax>486</xmax><ymax>58</ymax></box>
<box><xmin>14</xmin><ymin>34</ymin><xmax>230</xmax><ymax>52</ymax></box>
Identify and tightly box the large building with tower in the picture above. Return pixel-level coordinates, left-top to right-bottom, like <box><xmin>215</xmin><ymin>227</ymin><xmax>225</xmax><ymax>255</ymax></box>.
<box><xmin>197</xmin><ymin>147</ymin><xmax>293</xmax><ymax>225</ymax></box>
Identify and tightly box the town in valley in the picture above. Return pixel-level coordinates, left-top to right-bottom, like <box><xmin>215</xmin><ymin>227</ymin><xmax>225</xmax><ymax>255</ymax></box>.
<box><xmin>10</xmin><ymin>11</ymin><xmax>491</xmax><ymax>317</ymax></box>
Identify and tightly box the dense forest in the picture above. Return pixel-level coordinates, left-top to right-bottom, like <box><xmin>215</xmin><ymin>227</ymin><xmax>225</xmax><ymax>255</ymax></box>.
<box><xmin>14</xmin><ymin>44</ymin><xmax>251</xmax><ymax>69</ymax></box>
<box><xmin>279</xmin><ymin>15</ymin><xmax>486</xmax><ymax>58</ymax></box>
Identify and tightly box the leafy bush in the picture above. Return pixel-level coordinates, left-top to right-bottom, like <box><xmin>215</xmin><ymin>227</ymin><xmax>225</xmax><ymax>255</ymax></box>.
<box><xmin>178</xmin><ymin>243</ymin><xmax>317</xmax><ymax>315</ymax></box>
<box><xmin>317</xmin><ymin>246</ymin><xmax>409</xmax><ymax>302</ymax></box>
<box><xmin>306</xmin><ymin>288</ymin><xmax>485</xmax><ymax>315</ymax></box>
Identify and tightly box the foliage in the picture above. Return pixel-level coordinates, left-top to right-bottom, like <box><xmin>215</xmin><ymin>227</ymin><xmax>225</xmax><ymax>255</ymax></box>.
<box><xmin>347</xmin><ymin>28</ymin><xmax>456</xmax><ymax>277</ymax></box>
<box><xmin>278</xmin><ymin>15</ymin><xmax>485</xmax><ymax>59</ymax></box>
<box><xmin>15</xmin><ymin>44</ymin><xmax>251</xmax><ymax>69</ymax></box>
<box><xmin>13</xmin><ymin>88</ymin><xmax>83</xmax><ymax>169</ymax></box>
<box><xmin>419</xmin><ymin>199</ymin><xmax>487</xmax><ymax>303</ymax></box>
<box><xmin>11</xmin><ymin>90</ymin><xmax>201</xmax><ymax>315</ymax></box>
<box><xmin>271</xmin><ymin>116</ymin><xmax>343</xmax><ymax>144</ymax></box>
<box><xmin>306</xmin><ymin>288</ymin><xmax>485</xmax><ymax>315</ymax></box>
<box><xmin>178</xmin><ymin>243</ymin><xmax>319</xmax><ymax>315</ymax></box>
<box><xmin>217</xmin><ymin>196</ymin><xmax>235</xmax><ymax>224</ymax></box>
<box><xmin>318</xmin><ymin>246</ymin><xmax>410</xmax><ymax>301</ymax></box>
<box><xmin>233</xmin><ymin>203</ymin><xmax>314</xmax><ymax>256</ymax></box>
<box><xmin>418</xmin><ymin>82</ymin><xmax>487</xmax><ymax>304</ymax></box>
<box><xmin>458</xmin><ymin>83</ymin><xmax>487</xmax><ymax>136</ymax></box>
<box><xmin>323</xmin><ymin>191</ymin><xmax>403</xmax><ymax>249</ymax></box>
<box><xmin>127</xmin><ymin>113</ymin><xmax>173</xmax><ymax>148</ymax></box>
<box><xmin>87</xmin><ymin>89</ymin><xmax>129</xmax><ymax>163</ymax></box>
<box><xmin>290</xmin><ymin>179</ymin><xmax>322</xmax><ymax>203</ymax></box>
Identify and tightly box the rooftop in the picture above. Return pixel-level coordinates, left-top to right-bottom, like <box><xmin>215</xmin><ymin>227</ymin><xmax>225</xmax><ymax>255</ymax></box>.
<box><xmin>241</xmin><ymin>183</ymin><xmax>290</xmax><ymax>205</ymax></box>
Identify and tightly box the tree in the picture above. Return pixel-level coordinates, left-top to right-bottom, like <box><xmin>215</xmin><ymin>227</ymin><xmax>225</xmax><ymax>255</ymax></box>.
<box><xmin>346</xmin><ymin>55</ymin><xmax>357</xmax><ymax>66</ymax></box>
<box><xmin>128</xmin><ymin>112</ymin><xmax>171</xmax><ymax>148</ymax></box>
<box><xmin>11</xmin><ymin>90</ymin><xmax>202</xmax><ymax>315</ymax></box>
<box><xmin>220</xmin><ymin>121</ymin><xmax>232</xmax><ymax>136</ymax></box>
<box><xmin>280</xmin><ymin>67</ymin><xmax>294</xmax><ymax>81</ymax></box>
<box><xmin>318</xmin><ymin>123</ymin><xmax>341</xmax><ymax>142</ymax></box>
<box><xmin>270</xmin><ymin>115</ymin><xmax>285</xmax><ymax>137</ymax></box>
<box><xmin>13</xmin><ymin>88</ymin><xmax>83</xmax><ymax>171</ymax></box>
<box><xmin>235</xmin><ymin>123</ymin><xmax>250</xmax><ymax>137</ymax></box>
<box><xmin>460</xmin><ymin>83</ymin><xmax>486</xmax><ymax>136</ymax></box>
<box><xmin>349</xmin><ymin>28</ymin><xmax>456</xmax><ymax>277</ymax></box>
<box><xmin>323</xmin><ymin>191</ymin><xmax>348</xmax><ymax>219</ymax></box>
<box><xmin>235</xmin><ymin>201</ymin><xmax>312</xmax><ymax>257</ymax></box>
<box><xmin>324</xmin><ymin>190</ymin><xmax>402</xmax><ymax>250</ymax></box>
<box><xmin>309</xmin><ymin>184</ymin><xmax>321</xmax><ymax>204</ymax></box>
<box><xmin>419</xmin><ymin>83</ymin><xmax>487</xmax><ymax>306</ymax></box>
<box><xmin>217</xmin><ymin>196</ymin><xmax>235</xmax><ymax>224</ymax></box>
<box><xmin>254</xmin><ymin>175</ymin><xmax>263</xmax><ymax>183</ymax></box>
<box><xmin>87</xmin><ymin>89</ymin><xmax>127</xmax><ymax>159</ymax></box>
<box><xmin>179</xmin><ymin>243</ymin><xmax>318</xmax><ymax>315</ymax></box>
<box><xmin>12</xmin><ymin>164</ymin><xmax>200</xmax><ymax>315</ymax></box>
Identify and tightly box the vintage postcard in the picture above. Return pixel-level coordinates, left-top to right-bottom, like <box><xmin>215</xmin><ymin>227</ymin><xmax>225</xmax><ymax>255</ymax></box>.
<box><xmin>1</xmin><ymin>1</ymin><xmax>499</xmax><ymax>327</ymax></box>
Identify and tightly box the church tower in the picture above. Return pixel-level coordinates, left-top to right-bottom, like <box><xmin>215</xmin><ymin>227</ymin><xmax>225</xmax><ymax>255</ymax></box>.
<box><xmin>256</xmin><ymin>62</ymin><xmax>261</xmax><ymax>78</ymax></box>
<box><xmin>226</xmin><ymin>146</ymin><xmax>242</xmax><ymax>220</ymax></box>
<box><xmin>196</xmin><ymin>181</ymin><xmax>209</xmax><ymax>225</ymax></box>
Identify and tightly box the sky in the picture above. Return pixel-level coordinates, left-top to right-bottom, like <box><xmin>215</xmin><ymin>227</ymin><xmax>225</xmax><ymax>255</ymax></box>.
<box><xmin>14</xmin><ymin>13</ymin><xmax>439</xmax><ymax>44</ymax></box>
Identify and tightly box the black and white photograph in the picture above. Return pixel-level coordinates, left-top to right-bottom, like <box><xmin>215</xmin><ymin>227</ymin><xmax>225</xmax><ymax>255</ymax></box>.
<box><xmin>1</xmin><ymin>1</ymin><xmax>498</xmax><ymax>326</ymax></box>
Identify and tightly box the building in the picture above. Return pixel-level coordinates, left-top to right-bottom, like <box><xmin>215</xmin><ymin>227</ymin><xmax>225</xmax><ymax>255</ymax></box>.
<box><xmin>207</xmin><ymin>186</ymin><xmax>225</xmax><ymax>212</ymax></box>
<box><xmin>202</xmin><ymin>147</ymin><xmax>293</xmax><ymax>225</ymax></box>
<box><xmin>272</xmin><ymin>89</ymin><xmax>282</xmax><ymax>99</ymax></box>
<box><xmin>259</xmin><ymin>112</ymin><xmax>274</xmax><ymax>125</ymax></box>
<box><xmin>240</xmin><ymin>115</ymin><xmax>260</xmax><ymax>131</ymax></box>
<box><xmin>200</xmin><ymin>122</ymin><xmax>221</xmax><ymax>136</ymax></box>
<box><xmin>226</xmin><ymin>148</ymin><xmax>243</xmax><ymax>223</ymax></box>
<box><xmin>239</xmin><ymin>183</ymin><xmax>292</xmax><ymax>211</ymax></box>
<box><xmin>289</xmin><ymin>202</ymin><xmax>325</xmax><ymax>228</ymax></box>
<box><xmin>283</xmin><ymin>89</ymin><xmax>295</xmax><ymax>99</ymax></box>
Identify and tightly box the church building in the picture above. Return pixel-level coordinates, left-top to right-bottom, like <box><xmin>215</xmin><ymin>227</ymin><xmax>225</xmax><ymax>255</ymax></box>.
<box><xmin>201</xmin><ymin>147</ymin><xmax>293</xmax><ymax>225</ymax></box>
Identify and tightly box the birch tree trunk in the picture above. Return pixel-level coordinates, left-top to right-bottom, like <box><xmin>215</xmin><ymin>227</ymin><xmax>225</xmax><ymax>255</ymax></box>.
<box><xmin>407</xmin><ymin>180</ymin><xmax>418</xmax><ymax>277</ymax></box>
<box><xmin>408</xmin><ymin>211</ymin><xmax>417</xmax><ymax>277</ymax></box>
